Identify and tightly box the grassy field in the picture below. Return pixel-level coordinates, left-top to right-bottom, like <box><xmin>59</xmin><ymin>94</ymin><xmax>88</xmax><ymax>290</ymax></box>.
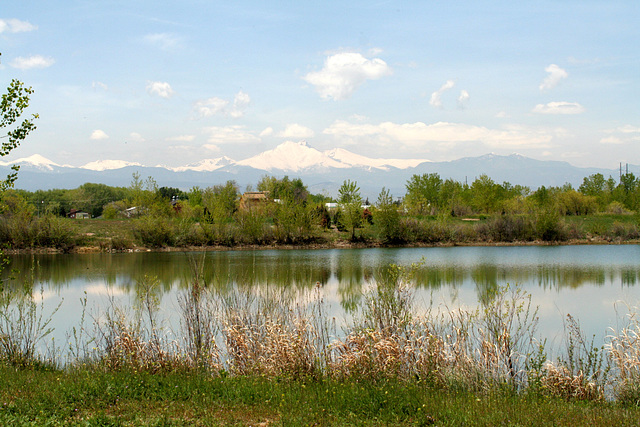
<box><xmin>45</xmin><ymin>212</ymin><xmax>640</xmax><ymax>253</ymax></box>
<box><xmin>2</xmin><ymin>366</ymin><xmax>640</xmax><ymax>426</ymax></box>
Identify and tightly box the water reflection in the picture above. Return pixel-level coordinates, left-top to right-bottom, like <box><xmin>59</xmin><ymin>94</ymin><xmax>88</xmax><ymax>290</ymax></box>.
<box><xmin>4</xmin><ymin>246</ymin><xmax>640</xmax><ymax>301</ymax></box>
<box><xmin>3</xmin><ymin>245</ymin><xmax>640</xmax><ymax>348</ymax></box>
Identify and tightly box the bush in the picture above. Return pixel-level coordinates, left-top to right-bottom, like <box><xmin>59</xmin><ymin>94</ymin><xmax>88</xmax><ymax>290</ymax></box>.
<box><xmin>132</xmin><ymin>216</ymin><xmax>175</xmax><ymax>247</ymax></box>
<box><xmin>476</xmin><ymin>215</ymin><xmax>535</xmax><ymax>242</ymax></box>
<box><xmin>534</xmin><ymin>210</ymin><xmax>567</xmax><ymax>242</ymax></box>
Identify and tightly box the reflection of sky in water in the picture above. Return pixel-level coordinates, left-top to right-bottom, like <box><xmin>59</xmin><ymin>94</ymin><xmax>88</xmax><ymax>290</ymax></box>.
<box><xmin>7</xmin><ymin>245</ymin><xmax>640</xmax><ymax>357</ymax></box>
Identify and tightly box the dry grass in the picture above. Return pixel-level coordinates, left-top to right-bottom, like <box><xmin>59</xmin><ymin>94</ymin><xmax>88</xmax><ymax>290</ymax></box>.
<box><xmin>221</xmin><ymin>285</ymin><xmax>329</xmax><ymax>378</ymax></box>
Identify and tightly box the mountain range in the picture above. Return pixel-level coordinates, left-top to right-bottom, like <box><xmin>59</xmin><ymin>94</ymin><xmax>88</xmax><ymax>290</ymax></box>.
<box><xmin>0</xmin><ymin>141</ymin><xmax>633</xmax><ymax>198</ymax></box>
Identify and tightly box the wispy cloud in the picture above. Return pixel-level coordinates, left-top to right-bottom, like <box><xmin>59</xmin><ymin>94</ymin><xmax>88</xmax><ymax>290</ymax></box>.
<box><xmin>230</xmin><ymin>91</ymin><xmax>251</xmax><ymax>118</ymax></box>
<box><xmin>166</xmin><ymin>135</ymin><xmax>196</xmax><ymax>142</ymax></box>
<box><xmin>532</xmin><ymin>101</ymin><xmax>584</xmax><ymax>114</ymax></box>
<box><xmin>277</xmin><ymin>124</ymin><xmax>315</xmax><ymax>139</ymax></box>
<box><xmin>92</xmin><ymin>81</ymin><xmax>108</xmax><ymax>91</ymax></box>
<box><xmin>324</xmin><ymin>120</ymin><xmax>552</xmax><ymax>149</ymax></box>
<box><xmin>143</xmin><ymin>33</ymin><xmax>183</xmax><ymax>51</ymax></box>
<box><xmin>600</xmin><ymin>136</ymin><xmax>623</xmax><ymax>144</ymax></box>
<box><xmin>429</xmin><ymin>80</ymin><xmax>455</xmax><ymax>108</ymax></box>
<box><xmin>0</xmin><ymin>19</ymin><xmax>37</xmax><ymax>33</ymax></box>
<box><xmin>146</xmin><ymin>81</ymin><xmax>174</xmax><ymax>98</ymax></box>
<box><xmin>303</xmin><ymin>51</ymin><xmax>392</xmax><ymax>100</ymax></box>
<box><xmin>203</xmin><ymin>126</ymin><xmax>260</xmax><ymax>144</ymax></box>
<box><xmin>90</xmin><ymin>130</ymin><xmax>109</xmax><ymax>140</ymax></box>
<box><xmin>601</xmin><ymin>124</ymin><xmax>640</xmax><ymax>144</ymax></box>
<box><xmin>539</xmin><ymin>64</ymin><xmax>568</xmax><ymax>91</ymax></box>
<box><xmin>259</xmin><ymin>127</ymin><xmax>274</xmax><ymax>137</ymax></box>
<box><xmin>128</xmin><ymin>132</ymin><xmax>145</xmax><ymax>143</ymax></box>
<box><xmin>457</xmin><ymin>90</ymin><xmax>470</xmax><ymax>109</ymax></box>
<box><xmin>10</xmin><ymin>55</ymin><xmax>55</xmax><ymax>70</ymax></box>
<box><xmin>194</xmin><ymin>91</ymin><xmax>250</xmax><ymax>118</ymax></box>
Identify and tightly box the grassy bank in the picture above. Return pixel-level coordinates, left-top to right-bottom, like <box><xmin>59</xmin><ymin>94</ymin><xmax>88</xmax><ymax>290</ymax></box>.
<box><xmin>2</xmin><ymin>367</ymin><xmax>640</xmax><ymax>426</ymax></box>
<box><xmin>2</xmin><ymin>213</ymin><xmax>640</xmax><ymax>254</ymax></box>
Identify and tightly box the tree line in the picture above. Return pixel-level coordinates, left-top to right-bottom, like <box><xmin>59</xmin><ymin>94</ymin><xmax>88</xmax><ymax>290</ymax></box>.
<box><xmin>0</xmin><ymin>169</ymin><xmax>639</xmax><ymax>250</ymax></box>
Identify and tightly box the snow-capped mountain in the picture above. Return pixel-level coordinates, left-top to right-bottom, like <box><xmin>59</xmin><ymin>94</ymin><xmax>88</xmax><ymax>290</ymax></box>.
<box><xmin>235</xmin><ymin>141</ymin><xmax>348</xmax><ymax>171</ymax></box>
<box><xmin>169</xmin><ymin>156</ymin><xmax>235</xmax><ymax>172</ymax></box>
<box><xmin>325</xmin><ymin>147</ymin><xmax>429</xmax><ymax>170</ymax></box>
<box><xmin>0</xmin><ymin>154</ymin><xmax>65</xmax><ymax>171</ymax></box>
<box><xmin>80</xmin><ymin>160</ymin><xmax>143</xmax><ymax>171</ymax></box>
<box><xmin>0</xmin><ymin>141</ymin><xmax>630</xmax><ymax>197</ymax></box>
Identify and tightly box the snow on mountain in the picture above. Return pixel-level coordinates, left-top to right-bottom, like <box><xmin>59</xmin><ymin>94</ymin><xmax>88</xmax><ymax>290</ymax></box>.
<box><xmin>80</xmin><ymin>160</ymin><xmax>143</xmax><ymax>171</ymax></box>
<box><xmin>0</xmin><ymin>154</ymin><xmax>62</xmax><ymax>171</ymax></box>
<box><xmin>324</xmin><ymin>148</ymin><xmax>430</xmax><ymax>170</ymax></box>
<box><xmin>169</xmin><ymin>156</ymin><xmax>235</xmax><ymax>172</ymax></box>
<box><xmin>236</xmin><ymin>141</ymin><xmax>348</xmax><ymax>171</ymax></box>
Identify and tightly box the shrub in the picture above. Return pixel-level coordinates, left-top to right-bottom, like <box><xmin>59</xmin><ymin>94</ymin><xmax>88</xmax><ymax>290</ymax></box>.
<box><xmin>132</xmin><ymin>216</ymin><xmax>175</xmax><ymax>247</ymax></box>
<box><xmin>476</xmin><ymin>215</ymin><xmax>534</xmax><ymax>242</ymax></box>
<box><xmin>534</xmin><ymin>210</ymin><xmax>567</xmax><ymax>242</ymax></box>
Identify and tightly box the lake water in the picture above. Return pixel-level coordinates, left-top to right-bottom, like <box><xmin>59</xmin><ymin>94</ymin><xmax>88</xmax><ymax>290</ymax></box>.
<box><xmin>3</xmin><ymin>245</ymin><xmax>640</xmax><ymax>352</ymax></box>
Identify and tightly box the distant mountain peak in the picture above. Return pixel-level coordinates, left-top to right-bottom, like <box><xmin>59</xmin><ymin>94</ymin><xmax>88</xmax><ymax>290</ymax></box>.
<box><xmin>80</xmin><ymin>160</ymin><xmax>143</xmax><ymax>171</ymax></box>
<box><xmin>0</xmin><ymin>154</ymin><xmax>61</xmax><ymax>171</ymax></box>
<box><xmin>169</xmin><ymin>156</ymin><xmax>235</xmax><ymax>172</ymax></box>
<box><xmin>236</xmin><ymin>140</ymin><xmax>347</xmax><ymax>171</ymax></box>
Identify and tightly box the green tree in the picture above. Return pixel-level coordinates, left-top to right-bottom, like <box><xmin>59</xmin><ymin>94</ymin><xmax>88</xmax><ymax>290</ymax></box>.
<box><xmin>469</xmin><ymin>174</ymin><xmax>504</xmax><ymax>214</ymax></box>
<box><xmin>257</xmin><ymin>175</ymin><xmax>309</xmax><ymax>203</ymax></box>
<box><xmin>337</xmin><ymin>180</ymin><xmax>363</xmax><ymax>240</ymax></box>
<box><xmin>579</xmin><ymin>173</ymin><xmax>610</xmax><ymax>211</ymax></box>
<box><xmin>1</xmin><ymin>68</ymin><xmax>38</xmax><ymax>191</ymax></box>
<box><xmin>374</xmin><ymin>187</ymin><xmax>401</xmax><ymax>243</ymax></box>
<box><xmin>404</xmin><ymin>173</ymin><xmax>442</xmax><ymax>215</ymax></box>
<box><xmin>202</xmin><ymin>181</ymin><xmax>238</xmax><ymax>224</ymax></box>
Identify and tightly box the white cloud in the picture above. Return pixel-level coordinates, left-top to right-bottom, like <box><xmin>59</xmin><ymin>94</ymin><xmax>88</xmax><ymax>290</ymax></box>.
<box><xmin>194</xmin><ymin>97</ymin><xmax>229</xmax><ymax>117</ymax></box>
<box><xmin>146</xmin><ymin>81</ymin><xmax>174</xmax><ymax>98</ymax></box>
<box><xmin>600</xmin><ymin>136</ymin><xmax>623</xmax><ymax>144</ymax></box>
<box><xmin>90</xmin><ymin>130</ymin><xmax>109</xmax><ymax>140</ymax></box>
<box><xmin>430</xmin><ymin>80</ymin><xmax>455</xmax><ymax>108</ymax></box>
<box><xmin>323</xmin><ymin>120</ymin><xmax>552</xmax><ymax>149</ymax></box>
<box><xmin>128</xmin><ymin>132</ymin><xmax>145</xmax><ymax>143</ymax></box>
<box><xmin>194</xmin><ymin>91</ymin><xmax>250</xmax><ymax>118</ymax></box>
<box><xmin>278</xmin><ymin>124</ymin><xmax>315</xmax><ymax>139</ymax></box>
<box><xmin>600</xmin><ymin>124</ymin><xmax>640</xmax><ymax>144</ymax></box>
<box><xmin>230</xmin><ymin>91</ymin><xmax>251</xmax><ymax>118</ymax></box>
<box><xmin>143</xmin><ymin>33</ymin><xmax>183</xmax><ymax>51</ymax></box>
<box><xmin>457</xmin><ymin>90</ymin><xmax>470</xmax><ymax>108</ymax></box>
<box><xmin>203</xmin><ymin>144</ymin><xmax>221</xmax><ymax>152</ymax></box>
<box><xmin>10</xmin><ymin>55</ymin><xmax>55</xmax><ymax>70</ymax></box>
<box><xmin>166</xmin><ymin>135</ymin><xmax>196</xmax><ymax>142</ymax></box>
<box><xmin>203</xmin><ymin>126</ymin><xmax>260</xmax><ymax>144</ymax></box>
<box><xmin>495</xmin><ymin>111</ymin><xmax>508</xmax><ymax>118</ymax></box>
<box><xmin>92</xmin><ymin>81</ymin><xmax>108</xmax><ymax>91</ymax></box>
<box><xmin>532</xmin><ymin>101</ymin><xmax>584</xmax><ymax>114</ymax></box>
<box><xmin>0</xmin><ymin>19</ymin><xmax>37</xmax><ymax>33</ymax></box>
<box><xmin>539</xmin><ymin>64</ymin><xmax>568</xmax><ymax>91</ymax></box>
<box><xmin>260</xmin><ymin>127</ymin><xmax>274</xmax><ymax>137</ymax></box>
<box><xmin>303</xmin><ymin>51</ymin><xmax>392</xmax><ymax>100</ymax></box>
<box><xmin>617</xmin><ymin>125</ymin><xmax>640</xmax><ymax>134</ymax></box>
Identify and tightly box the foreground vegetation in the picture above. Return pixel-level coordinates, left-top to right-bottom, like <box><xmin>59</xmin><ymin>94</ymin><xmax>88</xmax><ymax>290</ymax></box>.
<box><xmin>2</xmin><ymin>264</ymin><xmax>640</xmax><ymax>424</ymax></box>
<box><xmin>1</xmin><ymin>171</ymin><xmax>640</xmax><ymax>252</ymax></box>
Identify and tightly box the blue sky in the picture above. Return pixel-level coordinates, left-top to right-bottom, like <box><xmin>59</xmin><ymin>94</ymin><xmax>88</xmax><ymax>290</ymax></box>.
<box><xmin>1</xmin><ymin>1</ymin><xmax>639</xmax><ymax>168</ymax></box>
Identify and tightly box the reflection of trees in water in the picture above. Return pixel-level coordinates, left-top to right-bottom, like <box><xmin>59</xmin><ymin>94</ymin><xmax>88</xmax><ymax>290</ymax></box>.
<box><xmin>335</xmin><ymin>250</ymin><xmax>371</xmax><ymax>312</ymax></box>
<box><xmin>3</xmin><ymin>250</ymin><xmax>640</xmax><ymax>307</ymax></box>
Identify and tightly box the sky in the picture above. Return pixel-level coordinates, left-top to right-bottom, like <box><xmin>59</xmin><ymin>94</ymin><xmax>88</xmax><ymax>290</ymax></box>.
<box><xmin>1</xmin><ymin>1</ymin><xmax>639</xmax><ymax>169</ymax></box>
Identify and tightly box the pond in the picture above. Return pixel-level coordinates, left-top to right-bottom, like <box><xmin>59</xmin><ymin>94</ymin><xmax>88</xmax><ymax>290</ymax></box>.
<box><xmin>3</xmin><ymin>244</ymin><xmax>640</xmax><ymax>353</ymax></box>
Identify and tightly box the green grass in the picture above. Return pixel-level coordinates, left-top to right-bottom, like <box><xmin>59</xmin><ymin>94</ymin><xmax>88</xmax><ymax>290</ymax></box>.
<box><xmin>1</xmin><ymin>365</ymin><xmax>640</xmax><ymax>426</ymax></box>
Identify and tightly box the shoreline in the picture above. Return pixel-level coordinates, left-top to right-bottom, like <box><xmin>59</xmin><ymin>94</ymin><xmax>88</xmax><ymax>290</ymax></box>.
<box><xmin>5</xmin><ymin>236</ymin><xmax>639</xmax><ymax>255</ymax></box>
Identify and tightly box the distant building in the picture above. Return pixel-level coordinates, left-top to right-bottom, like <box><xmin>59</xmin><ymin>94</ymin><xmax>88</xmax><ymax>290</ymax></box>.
<box><xmin>239</xmin><ymin>191</ymin><xmax>269</xmax><ymax>210</ymax></box>
<box><xmin>68</xmin><ymin>209</ymin><xmax>90</xmax><ymax>219</ymax></box>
